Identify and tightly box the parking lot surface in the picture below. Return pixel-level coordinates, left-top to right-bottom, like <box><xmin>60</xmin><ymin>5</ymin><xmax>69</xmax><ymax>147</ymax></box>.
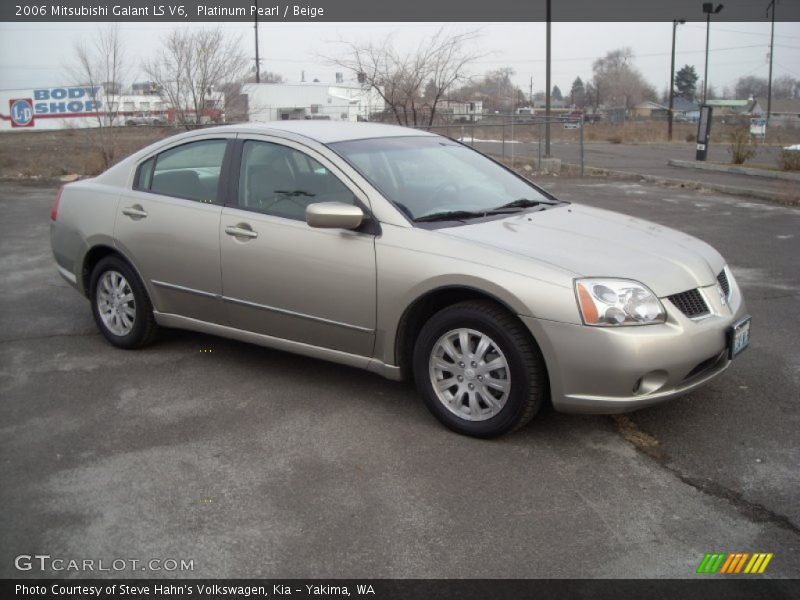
<box><xmin>474</xmin><ymin>141</ymin><xmax>796</xmax><ymax>199</ymax></box>
<box><xmin>1</xmin><ymin>179</ymin><xmax>798</xmax><ymax>578</ymax></box>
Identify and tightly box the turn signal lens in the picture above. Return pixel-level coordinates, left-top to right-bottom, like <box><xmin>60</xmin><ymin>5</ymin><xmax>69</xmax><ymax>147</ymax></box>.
<box><xmin>575</xmin><ymin>278</ymin><xmax>666</xmax><ymax>327</ymax></box>
<box><xmin>51</xmin><ymin>186</ymin><xmax>64</xmax><ymax>221</ymax></box>
<box><xmin>576</xmin><ymin>282</ymin><xmax>599</xmax><ymax>324</ymax></box>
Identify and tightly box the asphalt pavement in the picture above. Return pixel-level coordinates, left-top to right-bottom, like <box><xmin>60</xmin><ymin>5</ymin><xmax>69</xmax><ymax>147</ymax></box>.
<box><xmin>1</xmin><ymin>180</ymin><xmax>798</xmax><ymax>579</ymax></box>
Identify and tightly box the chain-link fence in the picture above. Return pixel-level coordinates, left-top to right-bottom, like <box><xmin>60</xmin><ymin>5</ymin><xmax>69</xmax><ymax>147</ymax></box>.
<box><xmin>408</xmin><ymin>113</ymin><xmax>586</xmax><ymax>175</ymax></box>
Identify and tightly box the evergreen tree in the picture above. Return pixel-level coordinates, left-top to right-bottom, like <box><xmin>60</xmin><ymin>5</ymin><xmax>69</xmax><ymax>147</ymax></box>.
<box><xmin>569</xmin><ymin>77</ymin><xmax>585</xmax><ymax>107</ymax></box>
<box><xmin>674</xmin><ymin>65</ymin><xmax>699</xmax><ymax>100</ymax></box>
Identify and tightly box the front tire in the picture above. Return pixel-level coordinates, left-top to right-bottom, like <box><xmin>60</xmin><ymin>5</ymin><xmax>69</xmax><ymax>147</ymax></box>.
<box><xmin>413</xmin><ymin>300</ymin><xmax>546</xmax><ymax>438</ymax></box>
<box><xmin>90</xmin><ymin>255</ymin><xmax>157</xmax><ymax>349</ymax></box>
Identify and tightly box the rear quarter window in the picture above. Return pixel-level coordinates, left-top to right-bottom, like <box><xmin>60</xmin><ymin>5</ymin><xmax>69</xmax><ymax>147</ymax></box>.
<box><xmin>134</xmin><ymin>157</ymin><xmax>154</xmax><ymax>190</ymax></box>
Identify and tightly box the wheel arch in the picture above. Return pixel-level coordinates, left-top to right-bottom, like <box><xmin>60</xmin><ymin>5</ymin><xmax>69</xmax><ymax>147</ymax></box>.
<box><xmin>81</xmin><ymin>244</ymin><xmax>149</xmax><ymax>303</ymax></box>
<box><xmin>393</xmin><ymin>285</ymin><xmax>547</xmax><ymax>385</ymax></box>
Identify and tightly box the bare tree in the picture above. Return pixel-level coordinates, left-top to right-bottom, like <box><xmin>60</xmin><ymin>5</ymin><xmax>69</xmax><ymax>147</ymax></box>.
<box><xmin>326</xmin><ymin>29</ymin><xmax>482</xmax><ymax>127</ymax></box>
<box><xmin>454</xmin><ymin>68</ymin><xmax>523</xmax><ymax>113</ymax></box>
<box><xmin>144</xmin><ymin>27</ymin><xmax>249</xmax><ymax>129</ymax></box>
<box><xmin>733</xmin><ymin>75</ymin><xmax>769</xmax><ymax>100</ymax></box>
<box><xmin>734</xmin><ymin>75</ymin><xmax>798</xmax><ymax>100</ymax></box>
<box><xmin>69</xmin><ymin>23</ymin><xmax>129</xmax><ymax>170</ymax></box>
<box><xmin>773</xmin><ymin>75</ymin><xmax>799</xmax><ymax>100</ymax></box>
<box><xmin>591</xmin><ymin>48</ymin><xmax>656</xmax><ymax>113</ymax></box>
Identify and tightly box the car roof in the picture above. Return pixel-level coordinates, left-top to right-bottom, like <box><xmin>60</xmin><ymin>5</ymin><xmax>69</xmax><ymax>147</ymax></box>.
<box><xmin>205</xmin><ymin>121</ymin><xmax>439</xmax><ymax>144</ymax></box>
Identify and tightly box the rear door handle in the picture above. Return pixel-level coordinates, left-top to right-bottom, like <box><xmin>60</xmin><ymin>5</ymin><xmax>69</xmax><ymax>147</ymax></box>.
<box><xmin>225</xmin><ymin>224</ymin><xmax>258</xmax><ymax>239</ymax></box>
<box><xmin>122</xmin><ymin>205</ymin><xmax>148</xmax><ymax>219</ymax></box>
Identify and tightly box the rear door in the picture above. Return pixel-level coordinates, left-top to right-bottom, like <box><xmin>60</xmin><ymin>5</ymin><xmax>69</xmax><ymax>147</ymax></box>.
<box><xmin>114</xmin><ymin>134</ymin><xmax>233</xmax><ymax>323</ymax></box>
<box><xmin>219</xmin><ymin>136</ymin><xmax>377</xmax><ymax>357</ymax></box>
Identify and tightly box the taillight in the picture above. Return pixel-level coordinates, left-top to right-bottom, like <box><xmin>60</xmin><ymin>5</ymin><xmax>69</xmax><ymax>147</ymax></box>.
<box><xmin>51</xmin><ymin>186</ymin><xmax>64</xmax><ymax>221</ymax></box>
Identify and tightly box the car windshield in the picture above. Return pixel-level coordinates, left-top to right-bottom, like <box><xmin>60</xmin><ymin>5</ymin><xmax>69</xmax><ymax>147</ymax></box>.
<box><xmin>329</xmin><ymin>136</ymin><xmax>555</xmax><ymax>221</ymax></box>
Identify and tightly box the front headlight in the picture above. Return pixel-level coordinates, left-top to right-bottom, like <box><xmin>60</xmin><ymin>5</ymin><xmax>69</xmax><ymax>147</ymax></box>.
<box><xmin>575</xmin><ymin>278</ymin><xmax>665</xmax><ymax>326</ymax></box>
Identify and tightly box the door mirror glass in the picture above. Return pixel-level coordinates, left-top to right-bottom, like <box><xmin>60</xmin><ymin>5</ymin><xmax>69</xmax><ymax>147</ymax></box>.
<box><xmin>306</xmin><ymin>202</ymin><xmax>364</xmax><ymax>230</ymax></box>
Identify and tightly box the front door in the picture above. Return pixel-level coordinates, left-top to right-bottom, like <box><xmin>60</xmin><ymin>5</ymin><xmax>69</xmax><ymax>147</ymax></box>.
<box><xmin>220</xmin><ymin>137</ymin><xmax>377</xmax><ymax>357</ymax></box>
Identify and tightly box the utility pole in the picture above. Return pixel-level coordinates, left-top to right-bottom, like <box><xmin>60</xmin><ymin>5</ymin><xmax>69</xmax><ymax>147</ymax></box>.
<box><xmin>668</xmin><ymin>19</ymin><xmax>685</xmax><ymax>142</ymax></box>
<box><xmin>253</xmin><ymin>0</ymin><xmax>261</xmax><ymax>83</ymax></box>
<box><xmin>529</xmin><ymin>76</ymin><xmax>533</xmax><ymax>107</ymax></box>
<box><xmin>545</xmin><ymin>0</ymin><xmax>551</xmax><ymax>157</ymax></box>
<box><xmin>766</xmin><ymin>0</ymin><xmax>777</xmax><ymax>126</ymax></box>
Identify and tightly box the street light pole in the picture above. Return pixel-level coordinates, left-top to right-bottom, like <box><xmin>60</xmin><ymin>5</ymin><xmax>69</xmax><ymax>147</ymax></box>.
<box><xmin>253</xmin><ymin>0</ymin><xmax>261</xmax><ymax>83</ymax></box>
<box><xmin>545</xmin><ymin>0</ymin><xmax>551</xmax><ymax>158</ymax></box>
<box><xmin>766</xmin><ymin>0</ymin><xmax>777</xmax><ymax>126</ymax></box>
<box><xmin>668</xmin><ymin>19</ymin><xmax>685</xmax><ymax>142</ymax></box>
<box><xmin>702</xmin><ymin>3</ymin><xmax>723</xmax><ymax>104</ymax></box>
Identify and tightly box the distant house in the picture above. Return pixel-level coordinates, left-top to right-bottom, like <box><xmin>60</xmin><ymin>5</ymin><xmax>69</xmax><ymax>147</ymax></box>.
<box><xmin>672</xmin><ymin>97</ymin><xmax>700</xmax><ymax>121</ymax></box>
<box><xmin>600</xmin><ymin>106</ymin><xmax>628</xmax><ymax>124</ymax></box>
<box><xmin>437</xmin><ymin>100</ymin><xmax>483</xmax><ymax>122</ymax></box>
<box><xmin>704</xmin><ymin>99</ymin><xmax>750</xmax><ymax>115</ymax></box>
<box><xmin>633</xmin><ymin>101</ymin><xmax>668</xmax><ymax>119</ymax></box>
<box><xmin>534</xmin><ymin>98</ymin><xmax>567</xmax><ymax>109</ymax></box>
<box><xmin>748</xmin><ymin>97</ymin><xmax>800</xmax><ymax>126</ymax></box>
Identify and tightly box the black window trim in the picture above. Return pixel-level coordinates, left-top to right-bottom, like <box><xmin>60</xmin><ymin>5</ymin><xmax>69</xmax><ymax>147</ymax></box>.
<box><xmin>132</xmin><ymin>138</ymin><xmax>233</xmax><ymax>206</ymax></box>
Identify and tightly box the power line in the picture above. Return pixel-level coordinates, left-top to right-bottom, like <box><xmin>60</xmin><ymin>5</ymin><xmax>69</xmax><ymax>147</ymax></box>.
<box><xmin>774</xmin><ymin>61</ymin><xmax>800</xmax><ymax>79</ymax></box>
<box><xmin>683</xmin><ymin>23</ymin><xmax>796</xmax><ymax>39</ymax></box>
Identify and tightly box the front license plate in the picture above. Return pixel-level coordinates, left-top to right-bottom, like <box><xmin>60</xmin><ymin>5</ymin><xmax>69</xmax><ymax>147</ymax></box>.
<box><xmin>729</xmin><ymin>316</ymin><xmax>751</xmax><ymax>359</ymax></box>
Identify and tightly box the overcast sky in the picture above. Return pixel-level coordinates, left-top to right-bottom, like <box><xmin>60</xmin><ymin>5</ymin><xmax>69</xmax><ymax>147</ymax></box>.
<box><xmin>1</xmin><ymin>21</ymin><xmax>798</xmax><ymax>97</ymax></box>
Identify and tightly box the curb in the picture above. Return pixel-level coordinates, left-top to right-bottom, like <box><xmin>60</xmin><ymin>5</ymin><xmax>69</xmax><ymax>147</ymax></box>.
<box><xmin>667</xmin><ymin>159</ymin><xmax>800</xmax><ymax>182</ymax></box>
<box><xmin>560</xmin><ymin>163</ymin><xmax>800</xmax><ymax>207</ymax></box>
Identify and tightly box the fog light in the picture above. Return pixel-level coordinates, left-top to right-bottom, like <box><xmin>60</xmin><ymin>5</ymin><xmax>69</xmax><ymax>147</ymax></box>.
<box><xmin>633</xmin><ymin>370</ymin><xmax>669</xmax><ymax>395</ymax></box>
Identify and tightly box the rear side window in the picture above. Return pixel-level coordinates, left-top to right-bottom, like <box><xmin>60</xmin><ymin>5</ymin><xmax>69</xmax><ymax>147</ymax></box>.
<box><xmin>137</xmin><ymin>140</ymin><xmax>228</xmax><ymax>204</ymax></box>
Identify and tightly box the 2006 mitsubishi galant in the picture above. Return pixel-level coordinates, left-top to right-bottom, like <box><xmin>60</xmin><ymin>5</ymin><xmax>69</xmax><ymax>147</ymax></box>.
<box><xmin>50</xmin><ymin>121</ymin><xmax>750</xmax><ymax>437</ymax></box>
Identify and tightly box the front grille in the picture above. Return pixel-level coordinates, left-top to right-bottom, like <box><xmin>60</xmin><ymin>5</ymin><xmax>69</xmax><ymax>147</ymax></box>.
<box><xmin>668</xmin><ymin>289</ymin><xmax>710</xmax><ymax>318</ymax></box>
<box><xmin>717</xmin><ymin>269</ymin><xmax>730</xmax><ymax>298</ymax></box>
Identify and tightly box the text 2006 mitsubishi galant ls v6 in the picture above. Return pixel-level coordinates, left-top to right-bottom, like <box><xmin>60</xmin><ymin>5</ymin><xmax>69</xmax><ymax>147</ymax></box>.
<box><xmin>50</xmin><ymin>122</ymin><xmax>751</xmax><ymax>437</ymax></box>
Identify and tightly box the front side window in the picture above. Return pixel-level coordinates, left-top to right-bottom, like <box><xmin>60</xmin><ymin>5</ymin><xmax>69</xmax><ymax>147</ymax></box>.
<box><xmin>330</xmin><ymin>136</ymin><xmax>554</xmax><ymax>221</ymax></box>
<box><xmin>145</xmin><ymin>139</ymin><xmax>227</xmax><ymax>204</ymax></box>
<box><xmin>237</xmin><ymin>141</ymin><xmax>356</xmax><ymax>220</ymax></box>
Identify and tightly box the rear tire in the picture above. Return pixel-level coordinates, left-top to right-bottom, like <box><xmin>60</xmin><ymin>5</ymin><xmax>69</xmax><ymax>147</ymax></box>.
<box><xmin>413</xmin><ymin>300</ymin><xmax>545</xmax><ymax>438</ymax></box>
<box><xmin>89</xmin><ymin>255</ymin><xmax>157</xmax><ymax>349</ymax></box>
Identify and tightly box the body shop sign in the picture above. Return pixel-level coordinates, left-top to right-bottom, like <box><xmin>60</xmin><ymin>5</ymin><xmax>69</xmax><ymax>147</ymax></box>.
<box><xmin>9</xmin><ymin>87</ymin><xmax>102</xmax><ymax>126</ymax></box>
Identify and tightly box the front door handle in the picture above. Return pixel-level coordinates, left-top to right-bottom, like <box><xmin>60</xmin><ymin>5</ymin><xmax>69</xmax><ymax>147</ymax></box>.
<box><xmin>225</xmin><ymin>224</ymin><xmax>258</xmax><ymax>239</ymax></box>
<box><xmin>122</xmin><ymin>205</ymin><xmax>148</xmax><ymax>219</ymax></box>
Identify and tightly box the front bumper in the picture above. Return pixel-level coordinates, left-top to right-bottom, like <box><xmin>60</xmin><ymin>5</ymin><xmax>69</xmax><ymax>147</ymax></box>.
<box><xmin>521</xmin><ymin>287</ymin><xmax>748</xmax><ymax>414</ymax></box>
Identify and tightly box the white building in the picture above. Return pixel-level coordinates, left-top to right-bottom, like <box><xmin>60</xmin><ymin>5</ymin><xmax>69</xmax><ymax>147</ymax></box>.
<box><xmin>243</xmin><ymin>82</ymin><xmax>384</xmax><ymax>123</ymax></box>
<box><xmin>437</xmin><ymin>100</ymin><xmax>483</xmax><ymax>122</ymax></box>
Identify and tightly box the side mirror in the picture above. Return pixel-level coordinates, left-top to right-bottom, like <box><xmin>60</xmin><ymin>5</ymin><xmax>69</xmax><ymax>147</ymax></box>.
<box><xmin>306</xmin><ymin>202</ymin><xmax>364</xmax><ymax>230</ymax></box>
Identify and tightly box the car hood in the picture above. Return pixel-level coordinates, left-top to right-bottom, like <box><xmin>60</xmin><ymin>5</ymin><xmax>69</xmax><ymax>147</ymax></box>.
<box><xmin>437</xmin><ymin>203</ymin><xmax>724</xmax><ymax>297</ymax></box>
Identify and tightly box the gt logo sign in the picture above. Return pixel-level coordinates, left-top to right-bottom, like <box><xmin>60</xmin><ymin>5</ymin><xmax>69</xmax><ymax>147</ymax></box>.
<box><xmin>9</xmin><ymin>98</ymin><xmax>34</xmax><ymax>127</ymax></box>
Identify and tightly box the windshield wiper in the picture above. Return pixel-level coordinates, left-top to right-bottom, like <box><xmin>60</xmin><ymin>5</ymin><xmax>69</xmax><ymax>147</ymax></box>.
<box><xmin>414</xmin><ymin>197</ymin><xmax>559</xmax><ymax>222</ymax></box>
<box><xmin>491</xmin><ymin>197</ymin><xmax>557</xmax><ymax>211</ymax></box>
<box><xmin>274</xmin><ymin>189</ymin><xmax>315</xmax><ymax>197</ymax></box>
<box><xmin>414</xmin><ymin>210</ymin><xmax>489</xmax><ymax>222</ymax></box>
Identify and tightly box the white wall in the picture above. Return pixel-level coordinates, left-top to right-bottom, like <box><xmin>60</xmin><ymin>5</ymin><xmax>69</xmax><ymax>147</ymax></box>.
<box><xmin>244</xmin><ymin>83</ymin><xmax>383</xmax><ymax>123</ymax></box>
